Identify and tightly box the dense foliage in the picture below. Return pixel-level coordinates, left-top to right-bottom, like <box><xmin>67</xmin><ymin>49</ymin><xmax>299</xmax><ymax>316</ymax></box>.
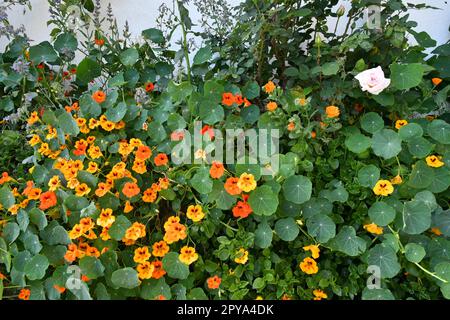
<box><xmin>0</xmin><ymin>0</ymin><xmax>449</xmax><ymax>300</ymax></box>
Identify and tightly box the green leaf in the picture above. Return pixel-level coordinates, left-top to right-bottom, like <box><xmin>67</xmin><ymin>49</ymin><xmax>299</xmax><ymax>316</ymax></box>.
<box><xmin>58</xmin><ymin>111</ymin><xmax>80</xmax><ymax>136</ymax></box>
<box><xmin>371</xmin><ymin>129</ymin><xmax>402</xmax><ymax>160</ymax></box>
<box><xmin>199</xmin><ymin>102</ymin><xmax>224</xmax><ymax>125</ymax></box>
<box><xmin>142</xmin><ymin>28</ymin><xmax>165</xmax><ymax>44</ymax></box>
<box><xmin>64</xmin><ymin>195</ymin><xmax>89</xmax><ymax>211</ymax></box>
<box><xmin>3</xmin><ymin>222</ymin><xmax>20</xmax><ymax>244</ymax></box>
<box><xmin>255</xmin><ymin>221</ymin><xmax>273</xmax><ymax>248</ymax></box>
<box><xmin>188</xmin><ymin>288</ymin><xmax>208</xmax><ymax>300</ymax></box>
<box><xmin>345</xmin><ymin>133</ymin><xmax>371</xmax><ymax>153</ymax></box>
<box><xmin>321</xmin><ymin>62</ymin><xmax>340</xmax><ymax>76</ymax></box>
<box><xmin>190</xmin><ymin>168</ymin><xmax>213</xmax><ymax>194</ymax></box>
<box><xmin>390</xmin><ymin>63</ymin><xmax>424</xmax><ymax>90</ymax></box>
<box><xmin>111</xmin><ymin>268</ymin><xmax>140</xmax><ymax>289</ymax></box>
<box><xmin>162</xmin><ymin>252</ymin><xmax>189</xmax><ymax>280</ymax></box>
<box><xmin>428</xmin><ymin>120</ymin><xmax>450</xmax><ymax>144</ymax></box>
<box><xmin>54</xmin><ymin>33</ymin><xmax>78</xmax><ymax>53</ymax></box>
<box><xmin>167</xmin><ymin>81</ymin><xmax>193</xmax><ymax>103</ymax></box>
<box><xmin>407</xmin><ymin>137</ymin><xmax>432</xmax><ymax>158</ymax></box>
<box><xmin>79</xmin><ymin>256</ymin><xmax>105</xmax><ymax>279</ymax></box>
<box><xmin>362</xmin><ymin>288</ymin><xmax>395</xmax><ymax>300</ymax></box>
<box><xmin>248</xmin><ymin>185</ymin><xmax>279</xmax><ymax>216</ymax></box>
<box><xmin>367</xmin><ymin>244</ymin><xmax>400</xmax><ymax>278</ymax></box>
<box><xmin>429</xmin><ymin>167</ymin><xmax>450</xmax><ymax>193</ymax></box>
<box><xmin>373</xmin><ymin>92</ymin><xmax>394</xmax><ymax>106</ymax></box>
<box><xmin>24</xmin><ymin>254</ymin><xmax>49</xmax><ymax>280</ymax></box>
<box><xmin>361</xmin><ymin>112</ymin><xmax>384</xmax><ymax>134</ymax></box>
<box><xmin>77</xmin><ymin>57</ymin><xmax>101</xmax><ymax>85</ymax></box>
<box><xmin>68</xmin><ymin>281</ymin><xmax>92</xmax><ymax>300</ymax></box>
<box><xmin>193</xmin><ymin>46</ymin><xmax>212</xmax><ymax>65</ymax></box>
<box><xmin>398</xmin><ymin>123</ymin><xmax>423</xmax><ymax>141</ymax></box>
<box><xmin>408</xmin><ymin>161</ymin><xmax>434</xmax><ymax>189</ymax></box>
<box><xmin>358</xmin><ymin>165</ymin><xmax>380</xmax><ymax>188</ymax></box>
<box><xmin>120</xmin><ymin>48</ymin><xmax>139</xmax><ymax>66</ymax></box>
<box><xmin>108</xmin><ymin>215</ymin><xmax>132</xmax><ymax>241</ymax></box>
<box><xmin>104</xmin><ymin>102</ymin><xmax>127</xmax><ymax>122</ymax></box>
<box><xmin>141</xmin><ymin>278</ymin><xmax>172</xmax><ymax>300</ymax></box>
<box><xmin>29</xmin><ymin>208</ymin><xmax>48</xmax><ymax>231</ymax></box>
<box><xmin>17</xmin><ymin>209</ymin><xmax>29</xmax><ymax>231</ymax></box>
<box><xmin>108</xmin><ymin>72</ymin><xmax>126</xmax><ymax>87</ymax></box>
<box><xmin>368</xmin><ymin>202</ymin><xmax>396</xmax><ymax>226</ymax></box>
<box><xmin>282</xmin><ymin>175</ymin><xmax>312</xmax><ymax>204</ymax></box>
<box><xmin>29</xmin><ymin>41</ymin><xmax>58</xmax><ymax>64</ymax></box>
<box><xmin>405</xmin><ymin>243</ymin><xmax>426</xmax><ymax>263</ymax></box>
<box><xmin>242</xmin><ymin>80</ymin><xmax>260</xmax><ymax>99</ymax></box>
<box><xmin>274</xmin><ymin>217</ymin><xmax>299</xmax><ymax>241</ymax></box>
<box><xmin>306</xmin><ymin>214</ymin><xmax>336</xmax><ymax>243</ymax></box>
<box><xmin>0</xmin><ymin>185</ymin><xmax>15</xmax><ymax>209</ymax></box>
<box><xmin>77</xmin><ymin>171</ymin><xmax>98</xmax><ymax>190</ymax></box>
<box><xmin>414</xmin><ymin>190</ymin><xmax>437</xmax><ymax>211</ymax></box>
<box><xmin>241</xmin><ymin>104</ymin><xmax>260</xmax><ymax>124</ymax></box>
<box><xmin>402</xmin><ymin>200</ymin><xmax>431</xmax><ymax>235</ymax></box>
<box><xmin>207</xmin><ymin>181</ymin><xmax>236</xmax><ymax>210</ymax></box>
<box><xmin>331</xmin><ymin>226</ymin><xmax>366</xmax><ymax>256</ymax></box>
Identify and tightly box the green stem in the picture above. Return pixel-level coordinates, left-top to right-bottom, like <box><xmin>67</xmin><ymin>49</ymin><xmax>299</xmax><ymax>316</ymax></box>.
<box><xmin>177</xmin><ymin>1</ymin><xmax>191</xmax><ymax>83</ymax></box>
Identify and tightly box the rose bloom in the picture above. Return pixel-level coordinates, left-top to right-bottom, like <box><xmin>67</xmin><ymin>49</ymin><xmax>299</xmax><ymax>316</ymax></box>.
<box><xmin>354</xmin><ymin>66</ymin><xmax>390</xmax><ymax>95</ymax></box>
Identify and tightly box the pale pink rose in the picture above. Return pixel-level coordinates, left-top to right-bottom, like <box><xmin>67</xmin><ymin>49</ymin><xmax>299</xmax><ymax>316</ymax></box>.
<box><xmin>355</xmin><ymin>66</ymin><xmax>391</xmax><ymax>95</ymax></box>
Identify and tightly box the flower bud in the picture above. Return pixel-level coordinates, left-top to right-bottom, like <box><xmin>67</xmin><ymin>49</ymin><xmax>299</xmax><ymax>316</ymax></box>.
<box><xmin>337</xmin><ymin>5</ymin><xmax>345</xmax><ymax>17</ymax></box>
<box><xmin>315</xmin><ymin>33</ymin><xmax>322</xmax><ymax>46</ymax></box>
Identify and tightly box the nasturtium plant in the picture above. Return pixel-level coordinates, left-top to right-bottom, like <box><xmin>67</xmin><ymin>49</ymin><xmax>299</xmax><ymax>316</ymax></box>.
<box><xmin>0</xmin><ymin>0</ymin><xmax>449</xmax><ymax>302</ymax></box>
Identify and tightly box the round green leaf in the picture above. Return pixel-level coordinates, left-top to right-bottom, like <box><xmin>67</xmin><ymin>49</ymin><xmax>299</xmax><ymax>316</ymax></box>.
<box><xmin>429</xmin><ymin>167</ymin><xmax>450</xmax><ymax>193</ymax></box>
<box><xmin>368</xmin><ymin>202</ymin><xmax>396</xmax><ymax>226</ymax></box>
<box><xmin>361</xmin><ymin>112</ymin><xmax>384</xmax><ymax>134</ymax></box>
<box><xmin>331</xmin><ymin>226</ymin><xmax>366</xmax><ymax>256</ymax></box>
<box><xmin>402</xmin><ymin>200</ymin><xmax>431</xmax><ymax>235</ymax></box>
<box><xmin>76</xmin><ymin>57</ymin><xmax>101</xmax><ymax>85</ymax></box>
<box><xmin>24</xmin><ymin>254</ymin><xmax>49</xmax><ymax>280</ymax></box>
<box><xmin>372</xmin><ymin>129</ymin><xmax>402</xmax><ymax>160</ymax></box>
<box><xmin>428</xmin><ymin>120</ymin><xmax>450</xmax><ymax>144</ymax></box>
<box><xmin>79</xmin><ymin>256</ymin><xmax>105</xmax><ymax>279</ymax></box>
<box><xmin>390</xmin><ymin>63</ymin><xmax>424</xmax><ymax>90</ymax></box>
<box><xmin>248</xmin><ymin>185</ymin><xmax>279</xmax><ymax>216</ymax></box>
<box><xmin>398</xmin><ymin>123</ymin><xmax>423</xmax><ymax>141</ymax></box>
<box><xmin>345</xmin><ymin>133</ymin><xmax>372</xmax><ymax>153</ymax></box>
<box><xmin>142</xmin><ymin>28</ymin><xmax>165</xmax><ymax>44</ymax></box>
<box><xmin>119</xmin><ymin>48</ymin><xmax>139</xmax><ymax>66</ymax></box>
<box><xmin>111</xmin><ymin>268</ymin><xmax>140</xmax><ymax>289</ymax></box>
<box><xmin>306</xmin><ymin>214</ymin><xmax>336</xmax><ymax>243</ymax></box>
<box><xmin>255</xmin><ymin>221</ymin><xmax>273</xmax><ymax>248</ymax></box>
<box><xmin>367</xmin><ymin>244</ymin><xmax>400</xmax><ymax>278</ymax></box>
<box><xmin>282</xmin><ymin>175</ymin><xmax>312</xmax><ymax>205</ymax></box>
<box><xmin>358</xmin><ymin>165</ymin><xmax>380</xmax><ymax>188</ymax></box>
<box><xmin>140</xmin><ymin>278</ymin><xmax>172</xmax><ymax>300</ymax></box>
<box><xmin>108</xmin><ymin>215</ymin><xmax>132</xmax><ymax>241</ymax></box>
<box><xmin>405</xmin><ymin>243</ymin><xmax>426</xmax><ymax>263</ymax></box>
<box><xmin>407</xmin><ymin>137</ymin><xmax>432</xmax><ymax>158</ymax></box>
<box><xmin>408</xmin><ymin>161</ymin><xmax>434</xmax><ymax>189</ymax></box>
<box><xmin>274</xmin><ymin>217</ymin><xmax>299</xmax><ymax>241</ymax></box>
<box><xmin>162</xmin><ymin>252</ymin><xmax>189</xmax><ymax>280</ymax></box>
<box><xmin>362</xmin><ymin>288</ymin><xmax>395</xmax><ymax>300</ymax></box>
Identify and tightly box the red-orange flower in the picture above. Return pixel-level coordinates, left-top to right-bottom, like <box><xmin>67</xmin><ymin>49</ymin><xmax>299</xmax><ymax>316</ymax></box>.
<box><xmin>18</xmin><ymin>288</ymin><xmax>31</xmax><ymax>300</ymax></box>
<box><xmin>145</xmin><ymin>82</ymin><xmax>155</xmax><ymax>92</ymax></box>
<box><xmin>151</xmin><ymin>260</ymin><xmax>167</xmax><ymax>279</ymax></box>
<box><xmin>122</xmin><ymin>182</ymin><xmax>140</xmax><ymax>198</ymax></box>
<box><xmin>136</xmin><ymin>145</ymin><xmax>152</xmax><ymax>160</ymax></box>
<box><xmin>224</xmin><ymin>177</ymin><xmax>241</xmax><ymax>195</ymax></box>
<box><xmin>207</xmin><ymin>275</ymin><xmax>222</xmax><ymax>289</ymax></box>
<box><xmin>200</xmin><ymin>125</ymin><xmax>215</xmax><ymax>140</ymax></box>
<box><xmin>95</xmin><ymin>38</ymin><xmax>105</xmax><ymax>46</ymax></box>
<box><xmin>154</xmin><ymin>153</ymin><xmax>169</xmax><ymax>166</ymax></box>
<box><xmin>39</xmin><ymin>191</ymin><xmax>57</xmax><ymax>210</ymax></box>
<box><xmin>232</xmin><ymin>200</ymin><xmax>253</xmax><ymax>218</ymax></box>
<box><xmin>210</xmin><ymin>161</ymin><xmax>224</xmax><ymax>179</ymax></box>
<box><xmin>92</xmin><ymin>90</ymin><xmax>106</xmax><ymax>103</ymax></box>
<box><xmin>222</xmin><ymin>92</ymin><xmax>235</xmax><ymax>106</ymax></box>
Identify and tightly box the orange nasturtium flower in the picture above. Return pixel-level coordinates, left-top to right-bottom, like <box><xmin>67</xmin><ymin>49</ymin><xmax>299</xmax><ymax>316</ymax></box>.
<box><xmin>163</xmin><ymin>216</ymin><xmax>187</xmax><ymax>244</ymax></box>
<box><xmin>27</xmin><ymin>111</ymin><xmax>40</xmax><ymax>125</ymax></box>
<box><xmin>207</xmin><ymin>276</ymin><xmax>222</xmax><ymax>289</ymax></box>
<box><xmin>179</xmin><ymin>246</ymin><xmax>199</xmax><ymax>265</ymax></box>
<box><xmin>266</xmin><ymin>101</ymin><xmax>278</xmax><ymax>112</ymax></box>
<box><xmin>303</xmin><ymin>244</ymin><xmax>320</xmax><ymax>259</ymax></box>
<box><xmin>96</xmin><ymin>208</ymin><xmax>115</xmax><ymax>227</ymax></box>
<box><xmin>299</xmin><ymin>257</ymin><xmax>318</xmax><ymax>275</ymax></box>
<box><xmin>124</xmin><ymin>200</ymin><xmax>133</xmax><ymax>213</ymax></box>
<box><xmin>313</xmin><ymin>289</ymin><xmax>328</xmax><ymax>300</ymax></box>
<box><xmin>287</xmin><ymin>122</ymin><xmax>296</xmax><ymax>131</ymax></box>
<box><xmin>137</xmin><ymin>261</ymin><xmax>155</xmax><ymax>280</ymax></box>
<box><xmin>372</xmin><ymin>180</ymin><xmax>394</xmax><ymax>196</ymax></box>
<box><xmin>154</xmin><ymin>153</ymin><xmax>169</xmax><ymax>166</ymax></box>
<box><xmin>145</xmin><ymin>82</ymin><xmax>155</xmax><ymax>92</ymax></box>
<box><xmin>395</xmin><ymin>119</ymin><xmax>408</xmax><ymax>129</ymax></box>
<box><xmin>186</xmin><ymin>204</ymin><xmax>205</xmax><ymax>222</ymax></box>
<box><xmin>224</xmin><ymin>177</ymin><xmax>241</xmax><ymax>195</ymax></box>
<box><xmin>426</xmin><ymin>155</ymin><xmax>444</xmax><ymax>168</ymax></box>
<box><xmin>234</xmin><ymin>248</ymin><xmax>249</xmax><ymax>264</ymax></box>
<box><xmin>95</xmin><ymin>182</ymin><xmax>110</xmax><ymax>197</ymax></box>
<box><xmin>94</xmin><ymin>38</ymin><xmax>105</xmax><ymax>46</ymax></box>
<box><xmin>122</xmin><ymin>182</ymin><xmax>140</xmax><ymax>198</ymax></box>
<box><xmin>432</xmin><ymin>77</ymin><xmax>442</xmax><ymax>86</ymax></box>
<box><xmin>390</xmin><ymin>175</ymin><xmax>403</xmax><ymax>185</ymax></box>
<box><xmin>136</xmin><ymin>145</ymin><xmax>152</xmax><ymax>160</ymax></box>
<box><xmin>210</xmin><ymin>161</ymin><xmax>225</xmax><ymax>179</ymax></box>
<box><xmin>222</xmin><ymin>92</ymin><xmax>235</xmax><ymax>106</ymax></box>
<box><xmin>151</xmin><ymin>260</ymin><xmax>166</xmax><ymax>279</ymax></box>
<box><xmin>263</xmin><ymin>80</ymin><xmax>276</xmax><ymax>94</ymax></box>
<box><xmin>325</xmin><ymin>105</ymin><xmax>340</xmax><ymax>118</ymax></box>
<box><xmin>39</xmin><ymin>191</ymin><xmax>57</xmax><ymax>210</ymax></box>
<box><xmin>75</xmin><ymin>183</ymin><xmax>91</xmax><ymax>197</ymax></box>
<box><xmin>152</xmin><ymin>241</ymin><xmax>169</xmax><ymax>257</ymax></box>
<box><xmin>92</xmin><ymin>90</ymin><xmax>106</xmax><ymax>103</ymax></box>
<box><xmin>364</xmin><ymin>223</ymin><xmax>383</xmax><ymax>235</ymax></box>
<box><xmin>18</xmin><ymin>288</ymin><xmax>31</xmax><ymax>300</ymax></box>
<box><xmin>232</xmin><ymin>200</ymin><xmax>253</xmax><ymax>218</ymax></box>
<box><xmin>133</xmin><ymin>246</ymin><xmax>151</xmax><ymax>264</ymax></box>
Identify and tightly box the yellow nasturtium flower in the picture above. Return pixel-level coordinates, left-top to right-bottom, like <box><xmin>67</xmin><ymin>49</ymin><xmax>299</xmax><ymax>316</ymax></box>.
<box><xmin>186</xmin><ymin>204</ymin><xmax>205</xmax><ymax>222</ymax></box>
<box><xmin>372</xmin><ymin>180</ymin><xmax>394</xmax><ymax>196</ymax></box>
<box><xmin>234</xmin><ymin>248</ymin><xmax>249</xmax><ymax>264</ymax></box>
<box><xmin>364</xmin><ymin>223</ymin><xmax>383</xmax><ymax>235</ymax></box>
<box><xmin>237</xmin><ymin>173</ymin><xmax>257</xmax><ymax>193</ymax></box>
<box><xmin>425</xmin><ymin>155</ymin><xmax>444</xmax><ymax>168</ymax></box>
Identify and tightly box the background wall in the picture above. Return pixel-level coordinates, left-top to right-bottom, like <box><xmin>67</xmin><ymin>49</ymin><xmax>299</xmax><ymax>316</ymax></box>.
<box><xmin>1</xmin><ymin>0</ymin><xmax>449</xmax><ymax>54</ymax></box>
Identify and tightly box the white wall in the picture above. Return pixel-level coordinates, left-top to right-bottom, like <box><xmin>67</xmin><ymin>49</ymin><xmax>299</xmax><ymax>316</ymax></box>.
<box><xmin>1</xmin><ymin>0</ymin><xmax>449</xmax><ymax>54</ymax></box>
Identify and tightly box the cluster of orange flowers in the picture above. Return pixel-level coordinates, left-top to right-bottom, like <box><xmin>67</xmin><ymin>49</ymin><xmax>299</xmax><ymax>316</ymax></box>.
<box><xmin>163</xmin><ymin>216</ymin><xmax>187</xmax><ymax>244</ymax></box>
<box><xmin>133</xmin><ymin>246</ymin><xmax>167</xmax><ymax>280</ymax></box>
<box><xmin>299</xmin><ymin>245</ymin><xmax>320</xmax><ymax>275</ymax></box>
<box><xmin>64</xmin><ymin>240</ymin><xmax>104</xmax><ymax>263</ymax></box>
<box><xmin>221</xmin><ymin>92</ymin><xmax>252</xmax><ymax>107</ymax></box>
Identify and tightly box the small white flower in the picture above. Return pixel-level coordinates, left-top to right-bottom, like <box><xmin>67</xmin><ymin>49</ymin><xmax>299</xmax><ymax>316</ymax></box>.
<box><xmin>194</xmin><ymin>149</ymin><xmax>207</xmax><ymax>161</ymax></box>
<box><xmin>354</xmin><ymin>66</ymin><xmax>391</xmax><ymax>95</ymax></box>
